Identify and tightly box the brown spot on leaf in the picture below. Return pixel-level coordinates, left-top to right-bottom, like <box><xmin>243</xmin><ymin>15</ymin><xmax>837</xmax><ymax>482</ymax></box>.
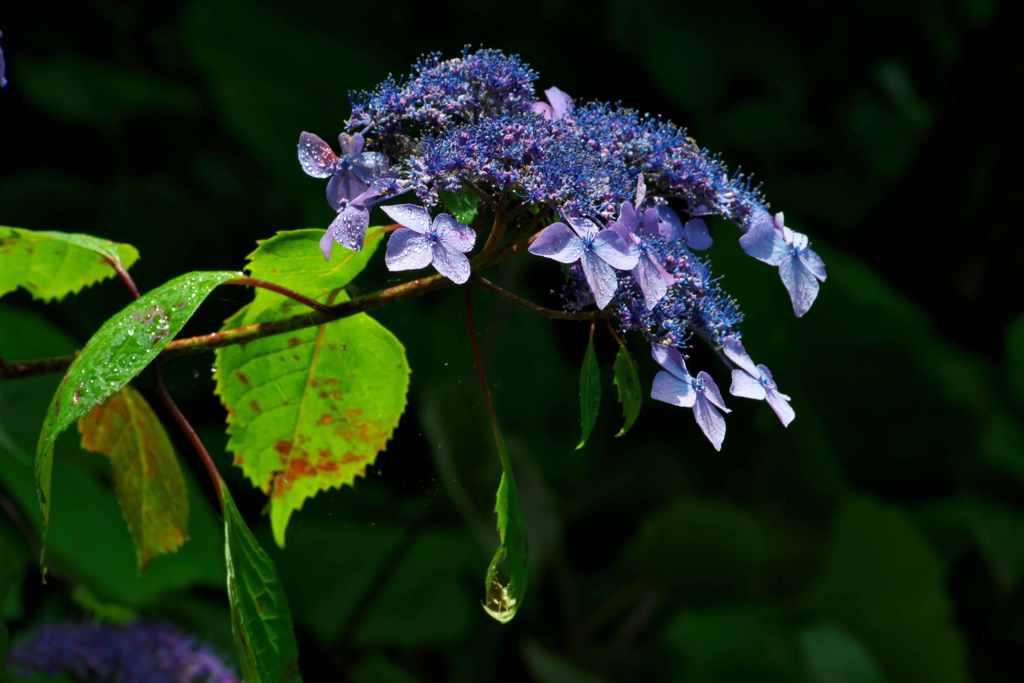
<box><xmin>288</xmin><ymin>337</ymin><xmax>302</xmax><ymax>347</ymax></box>
<box><xmin>274</xmin><ymin>441</ymin><xmax>292</xmax><ymax>456</ymax></box>
<box><xmin>317</xmin><ymin>414</ymin><xmax>334</xmax><ymax>426</ymax></box>
<box><xmin>339</xmin><ymin>453</ymin><xmax>366</xmax><ymax>465</ymax></box>
<box><xmin>318</xmin><ymin>449</ymin><xmax>330</xmax><ymax>458</ymax></box>
<box><xmin>236</xmin><ymin>371</ymin><xmax>251</xmax><ymax>385</ymax></box>
<box><xmin>249</xmin><ymin>400</ymin><xmax>261</xmax><ymax>413</ymax></box>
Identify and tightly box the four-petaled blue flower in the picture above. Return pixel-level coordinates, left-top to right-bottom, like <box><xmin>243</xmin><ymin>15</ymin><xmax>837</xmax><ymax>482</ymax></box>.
<box><xmin>610</xmin><ymin>201</ymin><xmax>676</xmax><ymax>310</ymax></box>
<box><xmin>529</xmin><ymin>214</ymin><xmax>638</xmax><ymax>309</ymax></box>
<box><xmin>650</xmin><ymin>343</ymin><xmax>731</xmax><ymax>451</ymax></box>
<box><xmin>739</xmin><ymin>210</ymin><xmax>826</xmax><ymax>317</ymax></box>
<box><xmin>722</xmin><ymin>336</ymin><xmax>795</xmax><ymax>426</ymax></box>
<box><xmin>531</xmin><ymin>86</ymin><xmax>573</xmax><ymax>121</ymax></box>
<box><xmin>382</xmin><ymin>204</ymin><xmax>477</xmax><ymax>284</ymax></box>
<box><xmin>298</xmin><ymin>131</ymin><xmax>389</xmax><ymax>210</ymax></box>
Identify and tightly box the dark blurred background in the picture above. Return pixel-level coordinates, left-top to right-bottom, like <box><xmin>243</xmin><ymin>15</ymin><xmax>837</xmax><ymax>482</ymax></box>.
<box><xmin>1</xmin><ymin>1</ymin><xmax>1023</xmax><ymax>681</ymax></box>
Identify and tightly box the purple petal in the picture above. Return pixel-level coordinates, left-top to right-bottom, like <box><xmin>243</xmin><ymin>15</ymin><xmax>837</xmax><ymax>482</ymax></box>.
<box><xmin>566</xmin><ymin>216</ymin><xmax>600</xmax><ymax>240</ymax></box>
<box><xmin>592</xmin><ymin>229</ymin><xmax>639</xmax><ymax>271</ymax></box>
<box><xmin>764</xmin><ymin>388</ymin><xmax>796</xmax><ymax>427</ymax></box>
<box><xmin>635</xmin><ymin>175</ymin><xmax>647</xmax><ymax>208</ymax></box>
<box><xmin>433</xmin><ymin>213</ymin><xmax>476</xmax><ymax>253</ymax></box>
<box><xmin>297</xmin><ymin>132</ymin><xmax>338</xmax><ymax>178</ymax></box>
<box><xmin>633</xmin><ymin>253</ymin><xmax>671</xmax><ymax>310</ymax></box>
<box><xmin>319</xmin><ymin>230</ymin><xmax>335</xmax><ymax>261</ymax></box>
<box><xmin>384</xmin><ymin>228</ymin><xmax>433</xmax><ymax>272</ymax></box>
<box><xmin>580</xmin><ymin>250</ymin><xmax>619</xmax><ymax>309</ymax></box>
<box><xmin>651</xmin><ymin>371</ymin><xmax>696</xmax><ymax>408</ymax></box>
<box><xmin>739</xmin><ymin>210</ymin><xmax>788</xmax><ymax>265</ymax></box>
<box><xmin>729</xmin><ymin>369</ymin><xmax>766</xmax><ymax>400</ymax></box>
<box><xmin>684</xmin><ymin>218</ymin><xmax>713</xmax><ymax>250</ymax></box>
<box><xmin>697</xmin><ymin>371</ymin><xmax>730</xmax><ymax>413</ymax></box>
<box><xmin>639</xmin><ymin>208</ymin><xmax>661</xmax><ymax>238</ymax></box>
<box><xmin>544</xmin><ymin>86</ymin><xmax>573</xmax><ymax>120</ymax></box>
<box><xmin>381</xmin><ymin>204</ymin><xmax>432</xmax><ymax>234</ymax></box>
<box><xmin>326</xmin><ymin>205</ymin><xmax>370</xmax><ymax>252</ymax></box>
<box><xmin>338</xmin><ymin>132</ymin><xmax>364</xmax><ymax>156</ymax></box>
<box><xmin>326</xmin><ymin>170</ymin><xmax>369</xmax><ymax>210</ymax></box>
<box><xmin>528</xmin><ymin>222</ymin><xmax>583</xmax><ymax>263</ymax></box>
<box><xmin>722</xmin><ymin>337</ymin><xmax>759</xmax><ymax>378</ymax></box>
<box><xmin>799</xmin><ymin>247</ymin><xmax>827</xmax><ymax>281</ymax></box>
<box><xmin>655</xmin><ymin>205</ymin><xmax>684</xmax><ymax>241</ymax></box>
<box><xmin>779</xmin><ymin>255</ymin><xmax>821</xmax><ymax>317</ymax></box>
<box><xmin>431</xmin><ymin>244</ymin><xmax>472</xmax><ymax>284</ymax></box>
<box><xmin>531</xmin><ymin>101</ymin><xmax>554</xmax><ymax>120</ymax></box>
<box><xmin>610</xmin><ymin>202</ymin><xmax>639</xmax><ymax>240</ymax></box>
<box><xmin>693</xmin><ymin>394</ymin><xmax>727</xmax><ymax>451</ymax></box>
<box><xmin>650</xmin><ymin>343</ymin><xmax>689</xmax><ymax>382</ymax></box>
<box><xmin>352</xmin><ymin>152</ymin><xmax>389</xmax><ymax>184</ymax></box>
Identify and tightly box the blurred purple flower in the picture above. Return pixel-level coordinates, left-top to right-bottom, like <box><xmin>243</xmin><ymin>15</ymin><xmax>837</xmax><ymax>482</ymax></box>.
<box><xmin>611</xmin><ymin>201</ymin><xmax>675</xmax><ymax>310</ymax></box>
<box><xmin>8</xmin><ymin>622</ymin><xmax>239</xmax><ymax>683</ymax></box>
<box><xmin>382</xmin><ymin>204</ymin><xmax>477</xmax><ymax>284</ymax></box>
<box><xmin>531</xmin><ymin>86</ymin><xmax>573</xmax><ymax>121</ymax></box>
<box><xmin>298</xmin><ymin>131</ymin><xmax>388</xmax><ymax>210</ymax></box>
<box><xmin>739</xmin><ymin>210</ymin><xmax>826</xmax><ymax>316</ymax></box>
<box><xmin>722</xmin><ymin>336</ymin><xmax>795</xmax><ymax>426</ymax></box>
<box><xmin>530</xmin><ymin>214</ymin><xmax>638</xmax><ymax>309</ymax></box>
<box><xmin>650</xmin><ymin>343</ymin><xmax>731</xmax><ymax>450</ymax></box>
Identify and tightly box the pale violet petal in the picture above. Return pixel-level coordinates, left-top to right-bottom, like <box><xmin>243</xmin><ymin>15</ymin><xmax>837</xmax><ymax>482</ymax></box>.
<box><xmin>693</xmin><ymin>394</ymin><xmax>727</xmax><ymax>451</ymax></box>
<box><xmin>651</xmin><ymin>371</ymin><xmax>696</xmax><ymax>408</ymax></box>
<box><xmin>431</xmin><ymin>243</ymin><xmax>472</xmax><ymax>284</ymax></box>
<box><xmin>297</xmin><ymin>131</ymin><xmax>337</xmax><ymax>178</ymax></box>
<box><xmin>531</xmin><ymin>101</ymin><xmax>554</xmax><ymax>119</ymax></box>
<box><xmin>352</xmin><ymin>152</ymin><xmax>389</xmax><ymax>183</ymax></box>
<box><xmin>697</xmin><ymin>371</ymin><xmax>730</xmax><ymax>413</ymax></box>
<box><xmin>779</xmin><ymin>255</ymin><xmax>821</xmax><ymax>317</ymax></box>
<box><xmin>730</xmin><ymin>369</ymin><xmax>767</xmax><ymax>400</ymax></box>
<box><xmin>634</xmin><ymin>253</ymin><xmax>670</xmax><ymax>310</ymax></box>
<box><xmin>384</xmin><ymin>228</ymin><xmax>433</xmax><ymax>272</ymax></box>
<box><xmin>338</xmin><ymin>132</ymin><xmax>364</xmax><ymax>156</ymax></box>
<box><xmin>580</xmin><ymin>249</ymin><xmax>619</xmax><ymax>309</ymax></box>
<box><xmin>739</xmin><ymin>210</ymin><xmax>788</xmax><ymax>265</ymax></box>
<box><xmin>381</xmin><ymin>203</ymin><xmax>432</xmax><ymax>233</ymax></box>
<box><xmin>765</xmin><ymin>388</ymin><xmax>796</xmax><ymax>427</ymax></box>
<box><xmin>544</xmin><ymin>86</ymin><xmax>573</xmax><ymax>120</ymax></box>
<box><xmin>567</xmin><ymin>215</ymin><xmax>601</xmax><ymax>240</ymax></box>
<box><xmin>327</xmin><ymin>170</ymin><xmax>368</xmax><ymax>210</ymax></box>
<box><xmin>528</xmin><ymin>222</ymin><xmax>583</xmax><ymax>263</ymax></box>
<box><xmin>635</xmin><ymin>174</ymin><xmax>647</xmax><ymax>208</ymax></box>
<box><xmin>327</xmin><ymin>205</ymin><xmax>371</xmax><ymax>252</ymax></box>
<box><xmin>592</xmin><ymin>229</ymin><xmax>639</xmax><ymax>271</ymax></box>
<box><xmin>319</xmin><ymin>229</ymin><xmax>335</xmax><ymax>261</ymax></box>
<box><xmin>433</xmin><ymin>213</ymin><xmax>477</xmax><ymax>253</ymax></box>
<box><xmin>684</xmin><ymin>218</ymin><xmax>713</xmax><ymax>250</ymax></box>
<box><xmin>650</xmin><ymin>343</ymin><xmax>690</xmax><ymax>382</ymax></box>
<box><xmin>799</xmin><ymin>247</ymin><xmax>827</xmax><ymax>281</ymax></box>
<box><xmin>722</xmin><ymin>337</ymin><xmax>760</xmax><ymax>378</ymax></box>
<box><xmin>656</xmin><ymin>205</ymin><xmax>684</xmax><ymax>241</ymax></box>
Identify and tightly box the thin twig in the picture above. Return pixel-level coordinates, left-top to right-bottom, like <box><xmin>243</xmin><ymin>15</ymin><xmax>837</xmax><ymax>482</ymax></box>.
<box><xmin>225</xmin><ymin>277</ymin><xmax>333</xmax><ymax>314</ymax></box>
<box><xmin>464</xmin><ymin>287</ymin><xmax>511</xmax><ymax>472</ymax></box>
<box><xmin>477</xmin><ymin>277</ymin><xmax>603</xmax><ymax>321</ymax></box>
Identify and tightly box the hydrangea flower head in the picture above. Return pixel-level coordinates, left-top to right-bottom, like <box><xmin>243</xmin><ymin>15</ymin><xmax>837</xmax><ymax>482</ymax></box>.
<box><xmin>8</xmin><ymin>622</ymin><xmax>240</xmax><ymax>683</ymax></box>
<box><xmin>382</xmin><ymin>204</ymin><xmax>477</xmax><ymax>283</ymax></box>
<box><xmin>298</xmin><ymin>47</ymin><xmax>827</xmax><ymax>449</ymax></box>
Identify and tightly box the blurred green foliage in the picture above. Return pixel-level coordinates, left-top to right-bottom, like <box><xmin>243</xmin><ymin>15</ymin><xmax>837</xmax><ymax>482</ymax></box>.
<box><xmin>1</xmin><ymin>0</ymin><xmax>1022</xmax><ymax>681</ymax></box>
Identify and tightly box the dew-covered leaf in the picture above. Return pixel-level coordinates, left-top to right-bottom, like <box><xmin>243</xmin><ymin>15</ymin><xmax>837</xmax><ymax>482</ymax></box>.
<box><xmin>240</xmin><ymin>227</ymin><xmax>385</xmax><ymax>319</ymax></box>
<box><xmin>439</xmin><ymin>188</ymin><xmax>481</xmax><ymax>226</ymax></box>
<box><xmin>483</xmin><ymin>468</ymin><xmax>529</xmax><ymax>624</ymax></box>
<box><xmin>78</xmin><ymin>385</ymin><xmax>190</xmax><ymax>568</ymax></box>
<box><xmin>612</xmin><ymin>341</ymin><xmax>641</xmax><ymax>437</ymax></box>
<box><xmin>576</xmin><ymin>329</ymin><xmax>601</xmax><ymax>450</ymax></box>
<box><xmin>215</xmin><ymin>230</ymin><xmax>408</xmax><ymax>546</ymax></box>
<box><xmin>0</xmin><ymin>227</ymin><xmax>139</xmax><ymax>302</ymax></box>
<box><xmin>35</xmin><ymin>271</ymin><xmax>239</xmax><ymax>562</ymax></box>
<box><xmin>222</xmin><ymin>482</ymin><xmax>302</xmax><ymax>683</ymax></box>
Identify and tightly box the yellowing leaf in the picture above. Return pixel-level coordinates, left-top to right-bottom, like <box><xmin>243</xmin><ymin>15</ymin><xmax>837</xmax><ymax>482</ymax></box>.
<box><xmin>78</xmin><ymin>386</ymin><xmax>189</xmax><ymax>568</ymax></box>
<box><xmin>0</xmin><ymin>226</ymin><xmax>139</xmax><ymax>302</ymax></box>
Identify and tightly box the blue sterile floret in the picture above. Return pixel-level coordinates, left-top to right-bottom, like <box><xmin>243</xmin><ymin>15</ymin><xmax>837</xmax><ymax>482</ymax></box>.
<box><xmin>297</xmin><ymin>47</ymin><xmax>825</xmax><ymax>449</ymax></box>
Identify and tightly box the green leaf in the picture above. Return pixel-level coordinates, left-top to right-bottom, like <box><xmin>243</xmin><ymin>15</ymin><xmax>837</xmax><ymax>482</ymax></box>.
<box><xmin>576</xmin><ymin>328</ymin><xmax>601</xmax><ymax>449</ymax></box>
<box><xmin>215</xmin><ymin>229</ymin><xmax>408</xmax><ymax>546</ymax></box>
<box><xmin>612</xmin><ymin>342</ymin><xmax>642</xmax><ymax>436</ymax></box>
<box><xmin>802</xmin><ymin>497</ymin><xmax>968</xmax><ymax>683</ymax></box>
<box><xmin>799</xmin><ymin>624</ymin><xmax>888</xmax><ymax>683</ymax></box>
<box><xmin>35</xmin><ymin>270</ymin><xmax>238</xmax><ymax>563</ymax></box>
<box><xmin>482</xmin><ymin>468</ymin><xmax>529</xmax><ymax>624</ymax></box>
<box><xmin>222</xmin><ymin>482</ymin><xmax>302</xmax><ymax>683</ymax></box>
<box><xmin>0</xmin><ymin>227</ymin><xmax>139</xmax><ymax>302</ymax></box>
<box><xmin>439</xmin><ymin>188</ymin><xmax>481</xmax><ymax>226</ymax></box>
<box><xmin>0</xmin><ymin>304</ymin><xmax>223</xmax><ymax>604</ymax></box>
<box><xmin>78</xmin><ymin>385</ymin><xmax>190</xmax><ymax>568</ymax></box>
<box><xmin>239</xmin><ymin>227</ymin><xmax>386</xmax><ymax>320</ymax></box>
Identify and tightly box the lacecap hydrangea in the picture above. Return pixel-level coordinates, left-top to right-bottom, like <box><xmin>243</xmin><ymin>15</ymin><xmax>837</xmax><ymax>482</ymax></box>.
<box><xmin>297</xmin><ymin>47</ymin><xmax>826</xmax><ymax>451</ymax></box>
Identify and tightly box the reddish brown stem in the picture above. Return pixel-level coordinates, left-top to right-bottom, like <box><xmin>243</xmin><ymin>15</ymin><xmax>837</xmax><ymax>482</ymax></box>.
<box><xmin>477</xmin><ymin>276</ymin><xmax>603</xmax><ymax>321</ymax></box>
<box><xmin>225</xmin><ymin>277</ymin><xmax>333</xmax><ymax>314</ymax></box>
